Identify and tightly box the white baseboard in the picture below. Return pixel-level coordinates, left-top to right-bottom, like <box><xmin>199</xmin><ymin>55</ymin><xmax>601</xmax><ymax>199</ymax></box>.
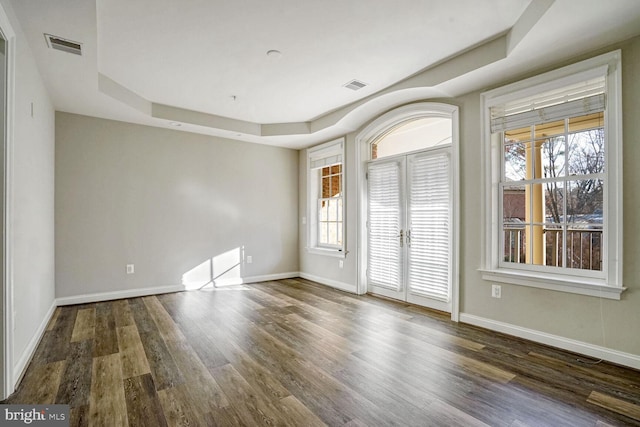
<box><xmin>183</xmin><ymin>272</ymin><xmax>300</xmax><ymax>289</ymax></box>
<box><xmin>460</xmin><ymin>313</ymin><xmax>640</xmax><ymax>370</ymax></box>
<box><xmin>215</xmin><ymin>272</ymin><xmax>299</xmax><ymax>287</ymax></box>
<box><xmin>56</xmin><ymin>284</ymin><xmax>184</xmax><ymax>306</ymax></box>
<box><xmin>13</xmin><ymin>300</ymin><xmax>57</xmax><ymax>389</ymax></box>
<box><xmin>57</xmin><ymin>273</ymin><xmax>301</xmax><ymax>305</ymax></box>
<box><xmin>243</xmin><ymin>272</ymin><xmax>299</xmax><ymax>284</ymax></box>
<box><xmin>298</xmin><ymin>272</ymin><xmax>357</xmax><ymax>294</ymax></box>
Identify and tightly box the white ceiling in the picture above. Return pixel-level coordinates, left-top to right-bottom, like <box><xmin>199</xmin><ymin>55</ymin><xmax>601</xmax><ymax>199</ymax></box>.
<box><xmin>10</xmin><ymin>0</ymin><xmax>640</xmax><ymax>149</ymax></box>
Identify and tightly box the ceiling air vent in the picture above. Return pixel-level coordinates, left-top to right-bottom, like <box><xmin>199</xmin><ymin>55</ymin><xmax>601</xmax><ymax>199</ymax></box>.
<box><xmin>44</xmin><ymin>34</ymin><xmax>82</xmax><ymax>56</ymax></box>
<box><xmin>343</xmin><ymin>79</ymin><xmax>367</xmax><ymax>91</ymax></box>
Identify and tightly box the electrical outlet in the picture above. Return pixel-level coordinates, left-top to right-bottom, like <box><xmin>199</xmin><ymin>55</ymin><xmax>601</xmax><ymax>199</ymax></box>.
<box><xmin>246</xmin><ymin>255</ymin><xmax>253</xmax><ymax>264</ymax></box>
<box><xmin>492</xmin><ymin>284</ymin><xmax>502</xmax><ymax>299</ymax></box>
<box><xmin>339</xmin><ymin>260</ymin><xmax>344</xmax><ymax>268</ymax></box>
<box><xmin>126</xmin><ymin>264</ymin><xmax>135</xmax><ymax>274</ymax></box>
<box><xmin>302</xmin><ymin>216</ymin><xmax>307</xmax><ymax>225</ymax></box>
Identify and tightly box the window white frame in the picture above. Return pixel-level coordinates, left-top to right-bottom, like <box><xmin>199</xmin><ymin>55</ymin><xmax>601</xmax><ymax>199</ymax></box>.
<box><xmin>356</xmin><ymin>102</ymin><xmax>460</xmax><ymax>320</ymax></box>
<box><xmin>480</xmin><ymin>51</ymin><xmax>625</xmax><ymax>299</ymax></box>
<box><xmin>0</xmin><ymin>2</ymin><xmax>15</xmax><ymax>399</ymax></box>
<box><xmin>307</xmin><ymin>137</ymin><xmax>346</xmax><ymax>257</ymax></box>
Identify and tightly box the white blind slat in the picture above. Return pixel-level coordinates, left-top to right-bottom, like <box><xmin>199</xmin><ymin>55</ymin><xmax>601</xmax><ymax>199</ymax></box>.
<box><xmin>308</xmin><ymin>139</ymin><xmax>343</xmax><ymax>169</ymax></box>
<box><xmin>310</xmin><ymin>154</ymin><xmax>342</xmax><ymax>169</ymax></box>
<box><xmin>490</xmin><ymin>75</ymin><xmax>606</xmax><ymax>133</ymax></box>
<box><xmin>367</xmin><ymin>160</ymin><xmax>403</xmax><ymax>291</ymax></box>
<box><xmin>407</xmin><ymin>153</ymin><xmax>451</xmax><ymax>302</ymax></box>
<box><xmin>491</xmin><ymin>94</ymin><xmax>605</xmax><ymax>133</ymax></box>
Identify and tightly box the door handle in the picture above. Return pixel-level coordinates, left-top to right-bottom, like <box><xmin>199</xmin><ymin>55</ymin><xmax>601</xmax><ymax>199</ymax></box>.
<box><xmin>397</xmin><ymin>229</ymin><xmax>404</xmax><ymax>247</ymax></box>
<box><xmin>406</xmin><ymin>229</ymin><xmax>411</xmax><ymax>247</ymax></box>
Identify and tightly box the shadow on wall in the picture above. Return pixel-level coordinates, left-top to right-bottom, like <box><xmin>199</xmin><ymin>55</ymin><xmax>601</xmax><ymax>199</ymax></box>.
<box><xmin>181</xmin><ymin>247</ymin><xmax>248</xmax><ymax>290</ymax></box>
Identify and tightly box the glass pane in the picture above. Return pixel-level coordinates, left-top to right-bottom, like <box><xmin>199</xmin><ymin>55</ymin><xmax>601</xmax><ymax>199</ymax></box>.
<box><xmin>543</xmin><ymin>181</ymin><xmax>564</xmax><ymax>223</ymax></box>
<box><xmin>321</xmin><ymin>176</ymin><xmax>330</xmax><ymax>198</ymax></box>
<box><xmin>504</xmin><ymin>126</ymin><xmax>531</xmax><ymax>144</ymax></box>
<box><xmin>337</xmin><ymin>223</ymin><xmax>343</xmax><ymax>246</ymax></box>
<box><xmin>539</xmin><ymin>136</ymin><xmax>566</xmax><ymax>178</ymax></box>
<box><xmin>322</xmin><ymin>167</ymin><xmax>330</xmax><ymax>176</ymax></box>
<box><xmin>544</xmin><ymin>225</ymin><xmax>563</xmax><ymax>267</ymax></box>
<box><xmin>567</xmin><ymin>228</ymin><xmax>603</xmax><ymax>271</ymax></box>
<box><xmin>332</xmin><ymin>174</ymin><xmax>341</xmax><ymax>196</ymax></box>
<box><xmin>337</xmin><ymin>198</ymin><xmax>343</xmax><ymax>221</ymax></box>
<box><xmin>568</xmin><ymin>127</ymin><xmax>605</xmax><ymax>175</ymax></box>
<box><xmin>529</xmin><ymin>183</ymin><xmax>545</xmax><ymax>224</ymax></box>
<box><xmin>503</xmin><ymin>184</ymin><xmax>526</xmax><ymax>223</ymax></box>
<box><xmin>567</xmin><ymin>179</ymin><xmax>603</xmax><ymax>225</ymax></box>
<box><xmin>373</xmin><ymin>117</ymin><xmax>452</xmax><ymax>159</ymax></box>
<box><xmin>328</xmin><ymin>199</ymin><xmax>337</xmax><ymax>221</ymax></box>
<box><xmin>319</xmin><ymin>222</ymin><xmax>328</xmax><ymax>244</ymax></box>
<box><xmin>330</xmin><ymin>164</ymin><xmax>341</xmax><ymax>174</ymax></box>
<box><xmin>534</xmin><ymin>120</ymin><xmax>565</xmax><ymax>140</ymax></box>
<box><xmin>327</xmin><ymin>223</ymin><xmax>338</xmax><ymax>245</ymax></box>
<box><xmin>503</xmin><ymin>225</ymin><xmax>526</xmax><ymax>264</ymax></box>
<box><xmin>319</xmin><ymin>200</ymin><xmax>328</xmax><ymax>221</ymax></box>
<box><xmin>531</xmin><ymin>224</ymin><xmax>545</xmax><ymax>266</ymax></box>
<box><xmin>504</xmin><ymin>142</ymin><xmax>527</xmax><ymax>181</ymax></box>
<box><xmin>568</xmin><ymin>112</ymin><xmax>604</xmax><ymax>133</ymax></box>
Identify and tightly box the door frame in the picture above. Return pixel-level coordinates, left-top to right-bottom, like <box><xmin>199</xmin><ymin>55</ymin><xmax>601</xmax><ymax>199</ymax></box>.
<box><xmin>0</xmin><ymin>2</ymin><xmax>15</xmax><ymax>399</ymax></box>
<box><xmin>356</xmin><ymin>102</ymin><xmax>460</xmax><ymax>321</ymax></box>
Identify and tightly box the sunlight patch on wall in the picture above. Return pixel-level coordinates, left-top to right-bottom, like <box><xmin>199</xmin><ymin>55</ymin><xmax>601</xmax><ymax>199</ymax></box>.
<box><xmin>181</xmin><ymin>247</ymin><xmax>245</xmax><ymax>290</ymax></box>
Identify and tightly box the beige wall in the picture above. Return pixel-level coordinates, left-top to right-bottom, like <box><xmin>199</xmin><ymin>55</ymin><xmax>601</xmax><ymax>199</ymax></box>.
<box><xmin>55</xmin><ymin>113</ymin><xmax>299</xmax><ymax>298</ymax></box>
<box><xmin>1</xmin><ymin>0</ymin><xmax>56</xmax><ymax>384</ymax></box>
<box><xmin>300</xmin><ymin>35</ymin><xmax>640</xmax><ymax>359</ymax></box>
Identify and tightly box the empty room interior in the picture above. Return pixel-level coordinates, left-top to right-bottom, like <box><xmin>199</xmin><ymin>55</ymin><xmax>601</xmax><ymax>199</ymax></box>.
<box><xmin>1</xmin><ymin>0</ymin><xmax>640</xmax><ymax>425</ymax></box>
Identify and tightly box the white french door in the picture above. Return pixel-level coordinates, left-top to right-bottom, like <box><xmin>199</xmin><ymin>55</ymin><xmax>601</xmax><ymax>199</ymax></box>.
<box><xmin>367</xmin><ymin>147</ymin><xmax>452</xmax><ymax>312</ymax></box>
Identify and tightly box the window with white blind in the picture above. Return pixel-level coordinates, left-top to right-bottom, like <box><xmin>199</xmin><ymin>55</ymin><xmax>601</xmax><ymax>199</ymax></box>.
<box><xmin>480</xmin><ymin>51</ymin><xmax>624</xmax><ymax>299</ymax></box>
<box><xmin>307</xmin><ymin>138</ymin><xmax>345</xmax><ymax>256</ymax></box>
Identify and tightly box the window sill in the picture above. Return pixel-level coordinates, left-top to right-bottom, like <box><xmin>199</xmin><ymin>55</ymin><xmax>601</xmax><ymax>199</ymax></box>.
<box><xmin>479</xmin><ymin>269</ymin><xmax>626</xmax><ymax>300</ymax></box>
<box><xmin>306</xmin><ymin>247</ymin><xmax>347</xmax><ymax>258</ymax></box>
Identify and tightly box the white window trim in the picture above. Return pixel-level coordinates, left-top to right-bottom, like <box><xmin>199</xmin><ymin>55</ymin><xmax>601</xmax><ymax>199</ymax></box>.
<box><xmin>0</xmin><ymin>3</ymin><xmax>15</xmax><ymax>399</ymax></box>
<box><xmin>355</xmin><ymin>102</ymin><xmax>460</xmax><ymax>321</ymax></box>
<box><xmin>480</xmin><ymin>50</ymin><xmax>625</xmax><ymax>300</ymax></box>
<box><xmin>306</xmin><ymin>137</ymin><xmax>346</xmax><ymax>258</ymax></box>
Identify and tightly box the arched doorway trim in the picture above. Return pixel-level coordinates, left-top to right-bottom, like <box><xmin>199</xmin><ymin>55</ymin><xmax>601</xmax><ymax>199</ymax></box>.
<box><xmin>355</xmin><ymin>102</ymin><xmax>460</xmax><ymax>320</ymax></box>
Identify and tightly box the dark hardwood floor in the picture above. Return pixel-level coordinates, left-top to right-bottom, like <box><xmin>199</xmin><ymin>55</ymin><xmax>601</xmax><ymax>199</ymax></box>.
<box><xmin>5</xmin><ymin>278</ymin><xmax>640</xmax><ymax>426</ymax></box>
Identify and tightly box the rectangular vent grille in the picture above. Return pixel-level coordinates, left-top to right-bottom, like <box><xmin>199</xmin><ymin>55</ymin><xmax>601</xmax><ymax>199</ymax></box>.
<box><xmin>344</xmin><ymin>79</ymin><xmax>367</xmax><ymax>91</ymax></box>
<box><xmin>44</xmin><ymin>34</ymin><xmax>82</xmax><ymax>56</ymax></box>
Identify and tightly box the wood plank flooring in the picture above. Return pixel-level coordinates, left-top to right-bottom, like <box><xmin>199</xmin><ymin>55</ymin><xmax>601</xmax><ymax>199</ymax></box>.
<box><xmin>5</xmin><ymin>278</ymin><xmax>640</xmax><ymax>426</ymax></box>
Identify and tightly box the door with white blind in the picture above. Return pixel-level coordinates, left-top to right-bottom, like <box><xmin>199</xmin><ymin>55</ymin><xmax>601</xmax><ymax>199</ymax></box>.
<box><xmin>367</xmin><ymin>147</ymin><xmax>452</xmax><ymax>312</ymax></box>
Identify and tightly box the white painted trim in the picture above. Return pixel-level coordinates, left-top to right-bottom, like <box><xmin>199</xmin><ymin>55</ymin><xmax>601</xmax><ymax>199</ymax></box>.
<box><xmin>298</xmin><ymin>272</ymin><xmax>357</xmax><ymax>294</ymax></box>
<box><xmin>56</xmin><ymin>285</ymin><xmax>185</xmax><ymax>306</ymax></box>
<box><xmin>13</xmin><ymin>301</ymin><xmax>56</xmax><ymax>388</ymax></box>
<box><xmin>0</xmin><ymin>2</ymin><xmax>16</xmax><ymax>400</ymax></box>
<box><xmin>480</xmin><ymin>269</ymin><xmax>625</xmax><ymax>300</ymax></box>
<box><xmin>241</xmin><ymin>272</ymin><xmax>299</xmax><ymax>284</ymax></box>
<box><xmin>306</xmin><ymin>137</ymin><xmax>346</xmax><ymax>255</ymax></box>
<box><xmin>207</xmin><ymin>272</ymin><xmax>299</xmax><ymax>287</ymax></box>
<box><xmin>58</xmin><ymin>273</ymin><xmax>301</xmax><ymax>304</ymax></box>
<box><xmin>305</xmin><ymin>247</ymin><xmax>347</xmax><ymax>258</ymax></box>
<box><xmin>480</xmin><ymin>50</ymin><xmax>624</xmax><ymax>291</ymax></box>
<box><xmin>459</xmin><ymin>313</ymin><xmax>640</xmax><ymax>370</ymax></box>
<box><xmin>355</xmin><ymin>102</ymin><xmax>460</xmax><ymax>318</ymax></box>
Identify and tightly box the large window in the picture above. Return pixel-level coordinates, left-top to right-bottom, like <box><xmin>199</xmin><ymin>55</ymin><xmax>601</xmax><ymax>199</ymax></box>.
<box><xmin>307</xmin><ymin>138</ymin><xmax>345</xmax><ymax>255</ymax></box>
<box><xmin>481</xmin><ymin>51</ymin><xmax>624</xmax><ymax>299</ymax></box>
